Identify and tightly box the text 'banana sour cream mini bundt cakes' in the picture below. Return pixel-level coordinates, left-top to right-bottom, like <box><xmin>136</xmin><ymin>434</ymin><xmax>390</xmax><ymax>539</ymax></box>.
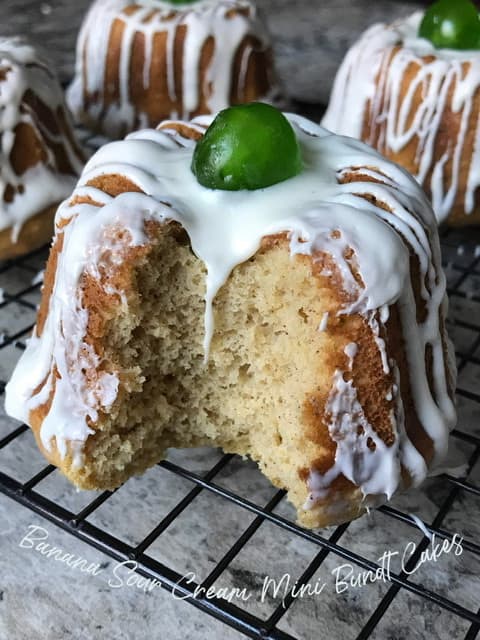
<box><xmin>0</xmin><ymin>38</ymin><xmax>85</xmax><ymax>261</ymax></box>
<box><xmin>67</xmin><ymin>0</ymin><xmax>277</xmax><ymax>138</ymax></box>
<box><xmin>5</xmin><ymin>103</ymin><xmax>456</xmax><ymax>528</ymax></box>
<box><xmin>322</xmin><ymin>0</ymin><xmax>480</xmax><ymax>227</ymax></box>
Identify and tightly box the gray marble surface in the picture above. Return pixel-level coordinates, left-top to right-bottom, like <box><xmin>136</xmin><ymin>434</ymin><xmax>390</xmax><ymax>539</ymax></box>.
<box><xmin>0</xmin><ymin>2</ymin><xmax>479</xmax><ymax>640</ymax></box>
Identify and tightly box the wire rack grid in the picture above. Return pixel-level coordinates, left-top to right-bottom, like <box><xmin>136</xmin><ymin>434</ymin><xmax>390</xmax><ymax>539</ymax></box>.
<box><xmin>0</xmin><ymin>153</ymin><xmax>479</xmax><ymax>638</ymax></box>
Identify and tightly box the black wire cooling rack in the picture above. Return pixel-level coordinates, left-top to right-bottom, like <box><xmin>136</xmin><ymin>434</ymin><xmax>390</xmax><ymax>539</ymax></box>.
<box><xmin>1</xmin><ymin>208</ymin><xmax>480</xmax><ymax>638</ymax></box>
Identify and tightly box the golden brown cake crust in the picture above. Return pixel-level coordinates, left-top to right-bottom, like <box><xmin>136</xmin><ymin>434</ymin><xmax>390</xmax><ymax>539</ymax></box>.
<box><xmin>0</xmin><ymin>205</ymin><xmax>56</xmax><ymax>262</ymax></box>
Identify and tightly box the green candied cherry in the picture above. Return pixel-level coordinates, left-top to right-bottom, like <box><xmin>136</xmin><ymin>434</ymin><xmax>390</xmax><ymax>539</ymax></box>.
<box><xmin>419</xmin><ymin>0</ymin><xmax>480</xmax><ymax>50</ymax></box>
<box><xmin>191</xmin><ymin>103</ymin><xmax>303</xmax><ymax>191</ymax></box>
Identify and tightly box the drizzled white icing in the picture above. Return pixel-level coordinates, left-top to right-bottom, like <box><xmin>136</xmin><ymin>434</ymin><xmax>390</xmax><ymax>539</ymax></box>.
<box><xmin>67</xmin><ymin>0</ymin><xmax>274</xmax><ymax>137</ymax></box>
<box><xmin>318</xmin><ymin>311</ymin><xmax>329</xmax><ymax>332</ymax></box>
<box><xmin>5</xmin><ymin>113</ymin><xmax>456</xmax><ymax>503</ymax></box>
<box><xmin>322</xmin><ymin>11</ymin><xmax>480</xmax><ymax>224</ymax></box>
<box><xmin>0</xmin><ymin>37</ymin><xmax>84</xmax><ymax>240</ymax></box>
<box><xmin>306</xmin><ymin>341</ymin><xmax>404</xmax><ymax>503</ymax></box>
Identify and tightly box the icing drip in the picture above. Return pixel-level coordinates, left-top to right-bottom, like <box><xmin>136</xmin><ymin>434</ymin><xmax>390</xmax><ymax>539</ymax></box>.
<box><xmin>5</xmin><ymin>113</ymin><xmax>456</xmax><ymax>504</ymax></box>
<box><xmin>306</xmin><ymin>342</ymin><xmax>402</xmax><ymax>503</ymax></box>
<box><xmin>318</xmin><ymin>311</ymin><xmax>329</xmax><ymax>332</ymax></box>
<box><xmin>0</xmin><ymin>38</ymin><xmax>84</xmax><ymax>238</ymax></box>
<box><xmin>322</xmin><ymin>11</ymin><xmax>480</xmax><ymax>224</ymax></box>
<box><xmin>409</xmin><ymin>513</ymin><xmax>433</xmax><ymax>540</ymax></box>
<box><xmin>67</xmin><ymin>0</ymin><xmax>274</xmax><ymax>136</ymax></box>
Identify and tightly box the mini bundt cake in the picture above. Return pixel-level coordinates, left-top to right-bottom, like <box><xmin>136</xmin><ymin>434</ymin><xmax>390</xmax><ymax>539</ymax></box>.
<box><xmin>5</xmin><ymin>104</ymin><xmax>456</xmax><ymax>528</ymax></box>
<box><xmin>0</xmin><ymin>38</ymin><xmax>85</xmax><ymax>261</ymax></box>
<box><xmin>322</xmin><ymin>1</ymin><xmax>480</xmax><ymax>226</ymax></box>
<box><xmin>67</xmin><ymin>0</ymin><xmax>277</xmax><ymax>139</ymax></box>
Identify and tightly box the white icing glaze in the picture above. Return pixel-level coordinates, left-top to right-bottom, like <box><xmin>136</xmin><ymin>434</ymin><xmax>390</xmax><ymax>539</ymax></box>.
<box><xmin>0</xmin><ymin>37</ymin><xmax>84</xmax><ymax>239</ymax></box>
<box><xmin>322</xmin><ymin>11</ymin><xmax>480</xmax><ymax>224</ymax></box>
<box><xmin>67</xmin><ymin>0</ymin><xmax>274</xmax><ymax>137</ymax></box>
<box><xmin>318</xmin><ymin>311</ymin><xmax>329</xmax><ymax>332</ymax></box>
<box><xmin>307</xmin><ymin>341</ymin><xmax>403</xmax><ymax>502</ymax></box>
<box><xmin>5</xmin><ymin>113</ymin><xmax>456</xmax><ymax>505</ymax></box>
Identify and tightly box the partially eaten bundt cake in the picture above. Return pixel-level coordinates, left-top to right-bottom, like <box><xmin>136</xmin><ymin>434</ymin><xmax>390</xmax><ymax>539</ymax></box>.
<box><xmin>67</xmin><ymin>0</ymin><xmax>277</xmax><ymax>138</ymax></box>
<box><xmin>5</xmin><ymin>104</ymin><xmax>456</xmax><ymax>528</ymax></box>
<box><xmin>0</xmin><ymin>37</ymin><xmax>85</xmax><ymax>260</ymax></box>
<box><xmin>322</xmin><ymin>2</ymin><xmax>480</xmax><ymax>226</ymax></box>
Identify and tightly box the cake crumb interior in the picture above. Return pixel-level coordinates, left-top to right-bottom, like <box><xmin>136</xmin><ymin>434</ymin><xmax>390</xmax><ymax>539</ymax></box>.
<box><xmin>81</xmin><ymin>224</ymin><xmax>344</xmax><ymax>513</ymax></box>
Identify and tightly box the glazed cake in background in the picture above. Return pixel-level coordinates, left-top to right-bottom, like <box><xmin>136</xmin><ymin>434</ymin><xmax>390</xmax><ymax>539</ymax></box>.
<box><xmin>0</xmin><ymin>37</ymin><xmax>85</xmax><ymax>261</ymax></box>
<box><xmin>67</xmin><ymin>0</ymin><xmax>277</xmax><ymax>138</ymax></box>
<box><xmin>5</xmin><ymin>110</ymin><xmax>456</xmax><ymax>529</ymax></box>
<box><xmin>322</xmin><ymin>11</ymin><xmax>480</xmax><ymax>227</ymax></box>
